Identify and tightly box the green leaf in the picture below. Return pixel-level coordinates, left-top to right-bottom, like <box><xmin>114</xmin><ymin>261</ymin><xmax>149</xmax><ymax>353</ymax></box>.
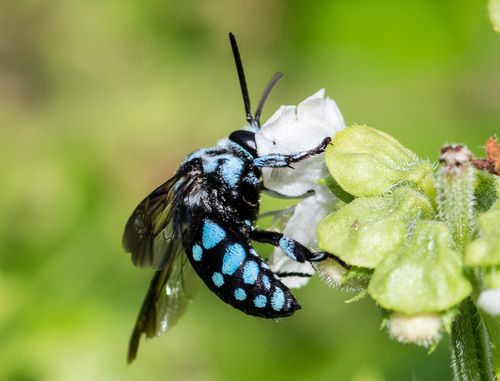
<box><xmin>368</xmin><ymin>221</ymin><xmax>472</xmax><ymax>314</ymax></box>
<box><xmin>480</xmin><ymin>311</ymin><xmax>500</xmax><ymax>376</ymax></box>
<box><xmin>325</xmin><ymin>125</ymin><xmax>433</xmax><ymax>197</ymax></box>
<box><xmin>317</xmin><ymin>187</ymin><xmax>434</xmax><ymax>268</ymax></box>
<box><xmin>464</xmin><ymin>202</ymin><xmax>500</xmax><ymax>267</ymax></box>
<box><xmin>451</xmin><ymin>299</ymin><xmax>496</xmax><ymax>381</ymax></box>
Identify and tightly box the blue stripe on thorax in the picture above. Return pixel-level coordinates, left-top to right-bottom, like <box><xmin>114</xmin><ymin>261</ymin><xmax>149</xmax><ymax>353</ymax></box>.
<box><xmin>202</xmin><ymin>157</ymin><xmax>220</xmax><ymax>173</ymax></box>
<box><xmin>220</xmin><ymin>156</ymin><xmax>245</xmax><ymax>187</ymax></box>
<box><xmin>198</xmin><ymin>153</ymin><xmax>246</xmax><ymax>187</ymax></box>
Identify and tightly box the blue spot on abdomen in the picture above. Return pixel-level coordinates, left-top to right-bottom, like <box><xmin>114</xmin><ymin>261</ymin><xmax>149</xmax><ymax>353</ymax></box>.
<box><xmin>222</xmin><ymin>243</ymin><xmax>246</xmax><ymax>275</ymax></box>
<box><xmin>212</xmin><ymin>272</ymin><xmax>224</xmax><ymax>287</ymax></box>
<box><xmin>242</xmin><ymin>261</ymin><xmax>259</xmax><ymax>285</ymax></box>
<box><xmin>234</xmin><ymin>288</ymin><xmax>246</xmax><ymax>301</ymax></box>
<box><xmin>262</xmin><ymin>275</ymin><xmax>271</xmax><ymax>290</ymax></box>
<box><xmin>192</xmin><ymin>244</ymin><xmax>203</xmax><ymax>261</ymax></box>
<box><xmin>253</xmin><ymin>295</ymin><xmax>267</xmax><ymax>308</ymax></box>
<box><xmin>202</xmin><ymin>219</ymin><xmax>226</xmax><ymax>249</ymax></box>
<box><xmin>271</xmin><ymin>288</ymin><xmax>285</xmax><ymax>311</ymax></box>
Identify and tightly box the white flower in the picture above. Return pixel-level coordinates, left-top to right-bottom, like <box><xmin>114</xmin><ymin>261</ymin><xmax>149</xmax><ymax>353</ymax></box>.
<box><xmin>478</xmin><ymin>288</ymin><xmax>500</xmax><ymax>315</ymax></box>
<box><xmin>268</xmin><ymin>187</ymin><xmax>337</xmax><ymax>288</ymax></box>
<box><xmin>256</xmin><ymin>89</ymin><xmax>345</xmax><ymax>197</ymax></box>
<box><xmin>256</xmin><ymin>89</ymin><xmax>345</xmax><ymax>288</ymax></box>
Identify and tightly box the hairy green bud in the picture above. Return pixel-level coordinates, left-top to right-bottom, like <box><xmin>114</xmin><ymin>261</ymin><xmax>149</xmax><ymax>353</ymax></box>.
<box><xmin>325</xmin><ymin>125</ymin><xmax>433</xmax><ymax>197</ymax></box>
<box><xmin>315</xmin><ymin>258</ymin><xmax>372</xmax><ymax>292</ymax></box>
<box><xmin>387</xmin><ymin>313</ymin><xmax>444</xmax><ymax>347</ymax></box>
<box><xmin>318</xmin><ymin>187</ymin><xmax>434</xmax><ymax>268</ymax></box>
<box><xmin>368</xmin><ymin>221</ymin><xmax>472</xmax><ymax>314</ymax></box>
<box><xmin>465</xmin><ymin>201</ymin><xmax>500</xmax><ymax>272</ymax></box>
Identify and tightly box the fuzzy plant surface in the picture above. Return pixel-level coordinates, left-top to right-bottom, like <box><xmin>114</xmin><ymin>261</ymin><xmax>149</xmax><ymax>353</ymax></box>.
<box><xmin>321</xmin><ymin>129</ymin><xmax>500</xmax><ymax>380</ymax></box>
<box><xmin>255</xmin><ymin>90</ymin><xmax>500</xmax><ymax>380</ymax></box>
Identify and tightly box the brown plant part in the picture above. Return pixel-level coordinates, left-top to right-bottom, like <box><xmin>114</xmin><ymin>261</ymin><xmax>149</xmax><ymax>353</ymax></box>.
<box><xmin>440</xmin><ymin>145</ymin><xmax>473</xmax><ymax>167</ymax></box>
<box><xmin>472</xmin><ymin>136</ymin><xmax>500</xmax><ymax>175</ymax></box>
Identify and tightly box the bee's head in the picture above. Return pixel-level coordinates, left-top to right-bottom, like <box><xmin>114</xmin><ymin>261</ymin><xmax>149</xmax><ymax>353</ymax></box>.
<box><xmin>229</xmin><ymin>129</ymin><xmax>257</xmax><ymax>157</ymax></box>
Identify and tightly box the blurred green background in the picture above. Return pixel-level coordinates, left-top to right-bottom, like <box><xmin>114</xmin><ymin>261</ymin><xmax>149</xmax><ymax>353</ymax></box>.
<box><xmin>0</xmin><ymin>1</ymin><xmax>498</xmax><ymax>380</ymax></box>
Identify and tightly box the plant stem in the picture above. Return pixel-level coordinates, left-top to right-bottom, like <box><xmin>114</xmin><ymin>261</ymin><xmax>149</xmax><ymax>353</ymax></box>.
<box><xmin>438</xmin><ymin>146</ymin><xmax>495</xmax><ymax>379</ymax></box>
<box><xmin>450</xmin><ymin>298</ymin><xmax>495</xmax><ymax>381</ymax></box>
<box><xmin>437</xmin><ymin>163</ymin><xmax>475</xmax><ymax>252</ymax></box>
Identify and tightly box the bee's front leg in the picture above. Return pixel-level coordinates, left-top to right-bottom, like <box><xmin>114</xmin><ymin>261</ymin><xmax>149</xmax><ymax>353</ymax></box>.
<box><xmin>253</xmin><ymin>137</ymin><xmax>331</xmax><ymax>168</ymax></box>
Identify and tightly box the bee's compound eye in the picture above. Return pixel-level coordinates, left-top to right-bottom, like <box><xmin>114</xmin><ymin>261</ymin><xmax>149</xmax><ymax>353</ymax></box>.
<box><xmin>229</xmin><ymin>130</ymin><xmax>257</xmax><ymax>157</ymax></box>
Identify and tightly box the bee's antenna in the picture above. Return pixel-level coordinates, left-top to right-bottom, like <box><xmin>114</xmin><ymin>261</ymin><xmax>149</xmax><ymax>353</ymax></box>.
<box><xmin>229</xmin><ymin>33</ymin><xmax>253</xmax><ymax>125</ymax></box>
<box><xmin>254</xmin><ymin>72</ymin><xmax>283</xmax><ymax>127</ymax></box>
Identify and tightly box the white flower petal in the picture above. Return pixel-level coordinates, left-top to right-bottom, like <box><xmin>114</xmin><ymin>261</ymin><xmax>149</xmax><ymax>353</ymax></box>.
<box><xmin>256</xmin><ymin>89</ymin><xmax>345</xmax><ymax>197</ymax></box>
<box><xmin>269</xmin><ymin>253</ymin><xmax>314</xmax><ymax>289</ymax></box>
<box><xmin>478</xmin><ymin>288</ymin><xmax>500</xmax><ymax>315</ymax></box>
<box><xmin>269</xmin><ymin>186</ymin><xmax>336</xmax><ymax>288</ymax></box>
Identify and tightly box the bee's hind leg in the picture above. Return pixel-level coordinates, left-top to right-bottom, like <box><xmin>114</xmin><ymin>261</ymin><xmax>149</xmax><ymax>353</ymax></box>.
<box><xmin>250</xmin><ymin>230</ymin><xmax>347</xmax><ymax>267</ymax></box>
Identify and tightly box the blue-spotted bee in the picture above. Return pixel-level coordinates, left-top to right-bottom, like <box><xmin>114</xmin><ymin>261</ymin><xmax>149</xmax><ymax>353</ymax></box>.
<box><xmin>124</xmin><ymin>33</ymin><xmax>340</xmax><ymax>363</ymax></box>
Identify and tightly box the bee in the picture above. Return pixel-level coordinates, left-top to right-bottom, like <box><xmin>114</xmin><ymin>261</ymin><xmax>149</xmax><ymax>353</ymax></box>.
<box><xmin>123</xmin><ymin>33</ymin><xmax>339</xmax><ymax>363</ymax></box>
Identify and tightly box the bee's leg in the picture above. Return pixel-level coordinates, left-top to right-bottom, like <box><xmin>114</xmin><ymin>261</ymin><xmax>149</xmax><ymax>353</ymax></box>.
<box><xmin>250</xmin><ymin>229</ymin><xmax>347</xmax><ymax>267</ymax></box>
<box><xmin>272</xmin><ymin>271</ymin><xmax>312</xmax><ymax>279</ymax></box>
<box><xmin>253</xmin><ymin>137</ymin><xmax>331</xmax><ymax>168</ymax></box>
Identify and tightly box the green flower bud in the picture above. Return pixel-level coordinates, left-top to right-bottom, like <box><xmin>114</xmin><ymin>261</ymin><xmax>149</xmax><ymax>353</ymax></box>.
<box><xmin>474</xmin><ymin>171</ymin><xmax>498</xmax><ymax>214</ymax></box>
<box><xmin>318</xmin><ymin>187</ymin><xmax>434</xmax><ymax>268</ymax></box>
<box><xmin>387</xmin><ymin>313</ymin><xmax>443</xmax><ymax>347</ymax></box>
<box><xmin>314</xmin><ymin>257</ymin><xmax>347</xmax><ymax>288</ymax></box>
<box><xmin>368</xmin><ymin>221</ymin><xmax>472</xmax><ymax>314</ymax></box>
<box><xmin>464</xmin><ymin>202</ymin><xmax>500</xmax><ymax>268</ymax></box>
<box><xmin>325</xmin><ymin>125</ymin><xmax>434</xmax><ymax>197</ymax></box>
<box><xmin>315</xmin><ymin>258</ymin><xmax>371</xmax><ymax>292</ymax></box>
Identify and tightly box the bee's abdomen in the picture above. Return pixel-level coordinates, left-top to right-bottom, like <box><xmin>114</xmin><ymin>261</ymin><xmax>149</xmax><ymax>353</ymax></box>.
<box><xmin>185</xmin><ymin>216</ymin><xmax>300</xmax><ymax>318</ymax></box>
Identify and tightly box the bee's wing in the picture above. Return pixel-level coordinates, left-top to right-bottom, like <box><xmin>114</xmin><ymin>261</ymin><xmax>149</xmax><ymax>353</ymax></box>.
<box><xmin>128</xmin><ymin>248</ymin><xmax>199</xmax><ymax>363</ymax></box>
<box><xmin>124</xmin><ymin>167</ymin><xmax>202</xmax><ymax>362</ymax></box>
<box><xmin>123</xmin><ymin>169</ymin><xmax>193</xmax><ymax>269</ymax></box>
